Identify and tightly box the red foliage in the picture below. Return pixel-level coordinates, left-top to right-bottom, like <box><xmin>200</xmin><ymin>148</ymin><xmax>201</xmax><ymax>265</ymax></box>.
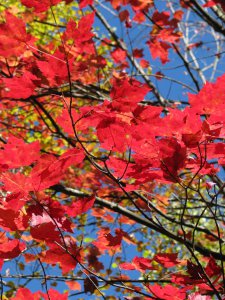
<box><xmin>21</xmin><ymin>0</ymin><xmax>64</xmax><ymax>12</ymax></box>
<box><xmin>0</xmin><ymin>0</ymin><xmax>225</xmax><ymax>299</ymax></box>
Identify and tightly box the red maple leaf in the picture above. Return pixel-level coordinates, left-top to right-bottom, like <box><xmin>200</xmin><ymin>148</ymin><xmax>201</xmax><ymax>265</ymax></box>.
<box><xmin>205</xmin><ymin>257</ymin><xmax>221</xmax><ymax>278</ymax></box>
<box><xmin>2</xmin><ymin>72</ymin><xmax>39</xmax><ymax>99</ymax></box>
<box><xmin>120</xmin><ymin>256</ymin><xmax>155</xmax><ymax>273</ymax></box>
<box><xmin>148</xmin><ymin>38</ymin><xmax>171</xmax><ymax>64</ymax></box>
<box><xmin>11</xmin><ymin>288</ymin><xmax>43</xmax><ymax>300</ymax></box>
<box><xmin>0</xmin><ymin>11</ymin><xmax>32</xmax><ymax>57</ymax></box>
<box><xmin>0</xmin><ymin>234</ymin><xmax>25</xmax><ymax>259</ymax></box>
<box><xmin>120</xmin><ymin>262</ymin><xmax>136</xmax><ymax>270</ymax></box>
<box><xmin>96</xmin><ymin>116</ymin><xmax>131</xmax><ymax>152</ymax></box>
<box><xmin>65</xmin><ymin>195</ymin><xmax>95</xmax><ymax>217</ymax></box>
<box><xmin>40</xmin><ymin>240</ymin><xmax>81</xmax><ymax>274</ymax></box>
<box><xmin>62</xmin><ymin>12</ymin><xmax>95</xmax><ymax>51</ymax></box>
<box><xmin>147</xmin><ymin>283</ymin><xmax>186</xmax><ymax>300</ymax></box>
<box><xmin>110</xmin><ymin>76</ymin><xmax>150</xmax><ymax>112</ymax></box>
<box><xmin>11</xmin><ymin>287</ymin><xmax>68</xmax><ymax>300</ymax></box>
<box><xmin>159</xmin><ymin>138</ymin><xmax>186</xmax><ymax>181</ymax></box>
<box><xmin>44</xmin><ymin>289</ymin><xmax>68</xmax><ymax>300</ymax></box>
<box><xmin>111</xmin><ymin>48</ymin><xmax>127</xmax><ymax>64</ymax></box>
<box><xmin>21</xmin><ymin>0</ymin><xmax>64</xmax><ymax>13</ymax></box>
<box><xmin>1</xmin><ymin>172</ymin><xmax>33</xmax><ymax>194</ymax></box>
<box><xmin>189</xmin><ymin>74</ymin><xmax>225</xmax><ymax>115</ymax></box>
<box><xmin>153</xmin><ymin>253</ymin><xmax>180</xmax><ymax>268</ymax></box>
<box><xmin>30</xmin><ymin>148</ymin><xmax>84</xmax><ymax>190</ymax></box>
<box><xmin>79</xmin><ymin>0</ymin><xmax>93</xmax><ymax>9</ymax></box>
<box><xmin>30</xmin><ymin>222</ymin><xmax>61</xmax><ymax>243</ymax></box>
<box><xmin>36</xmin><ymin>51</ymin><xmax>73</xmax><ymax>86</ymax></box>
<box><xmin>93</xmin><ymin>228</ymin><xmax>129</xmax><ymax>252</ymax></box>
<box><xmin>0</xmin><ymin>207</ymin><xmax>28</xmax><ymax>231</ymax></box>
<box><xmin>0</xmin><ymin>136</ymin><xmax>40</xmax><ymax>169</ymax></box>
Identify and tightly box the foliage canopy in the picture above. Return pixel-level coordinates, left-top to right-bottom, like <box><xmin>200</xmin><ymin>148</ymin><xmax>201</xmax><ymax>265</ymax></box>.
<box><xmin>1</xmin><ymin>0</ymin><xmax>225</xmax><ymax>299</ymax></box>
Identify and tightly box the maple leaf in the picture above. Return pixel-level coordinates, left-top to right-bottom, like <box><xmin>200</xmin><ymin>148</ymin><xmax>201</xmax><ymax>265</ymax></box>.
<box><xmin>147</xmin><ymin>284</ymin><xmax>186</xmax><ymax>300</ymax></box>
<box><xmin>38</xmin><ymin>148</ymin><xmax>84</xmax><ymax>180</ymax></box>
<box><xmin>0</xmin><ymin>207</ymin><xmax>28</xmax><ymax>231</ymax></box>
<box><xmin>110</xmin><ymin>76</ymin><xmax>150</xmax><ymax>112</ymax></box>
<box><xmin>153</xmin><ymin>253</ymin><xmax>180</xmax><ymax>268</ymax></box>
<box><xmin>2</xmin><ymin>72</ymin><xmax>39</xmax><ymax>99</ymax></box>
<box><xmin>56</xmin><ymin>108</ymin><xmax>82</xmax><ymax>135</ymax></box>
<box><xmin>3</xmin><ymin>192</ymin><xmax>27</xmax><ymax>211</ymax></box>
<box><xmin>0</xmin><ymin>136</ymin><xmax>40</xmax><ymax>169</ymax></box>
<box><xmin>133</xmin><ymin>11</ymin><xmax>146</xmax><ymax>23</ymax></box>
<box><xmin>205</xmin><ymin>257</ymin><xmax>221</xmax><ymax>278</ymax></box>
<box><xmin>40</xmin><ymin>241</ymin><xmax>81</xmax><ymax>274</ymax></box>
<box><xmin>12</xmin><ymin>287</ymin><xmax>68</xmax><ymax>300</ymax></box>
<box><xmin>86</xmin><ymin>245</ymin><xmax>104</xmax><ymax>272</ymax></box>
<box><xmin>30</xmin><ymin>148</ymin><xmax>85</xmax><ymax>190</ymax></box>
<box><xmin>44</xmin><ymin>289</ymin><xmax>68</xmax><ymax>300</ymax></box>
<box><xmin>104</xmin><ymin>231</ymin><xmax>123</xmax><ymax>247</ymax></box>
<box><xmin>28</xmin><ymin>197</ymin><xmax>71</xmax><ymax>227</ymax></box>
<box><xmin>79</xmin><ymin>0</ymin><xmax>93</xmax><ymax>9</ymax></box>
<box><xmin>0</xmin><ymin>236</ymin><xmax>25</xmax><ymax>259</ymax></box>
<box><xmin>2</xmin><ymin>148</ymin><xmax>84</xmax><ymax>194</ymax></box>
<box><xmin>30</xmin><ymin>222</ymin><xmax>61</xmax><ymax>243</ymax></box>
<box><xmin>120</xmin><ymin>256</ymin><xmax>154</xmax><ymax>273</ymax></box>
<box><xmin>0</xmin><ymin>11</ymin><xmax>32</xmax><ymax>57</ymax></box>
<box><xmin>11</xmin><ymin>288</ymin><xmax>43</xmax><ymax>300</ymax></box>
<box><xmin>148</xmin><ymin>38</ymin><xmax>171</xmax><ymax>64</ymax></box>
<box><xmin>111</xmin><ymin>48</ymin><xmax>127</xmax><ymax>64</ymax></box>
<box><xmin>156</xmin><ymin>29</ymin><xmax>181</xmax><ymax>43</ymax></box>
<box><xmin>29</xmin><ymin>201</ymin><xmax>73</xmax><ymax>242</ymax></box>
<box><xmin>21</xmin><ymin>0</ymin><xmax>64</xmax><ymax>12</ymax></box>
<box><xmin>1</xmin><ymin>172</ymin><xmax>33</xmax><ymax>194</ymax></box>
<box><xmin>202</xmin><ymin>119</ymin><xmax>223</xmax><ymax>139</ymax></box>
<box><xmin>133</xmin><ymin>48</ymin><xmax>144</xmax><ymax>58</ymax></box>
<box><xmin>106</xmin><ymin>156</ymin><xmax>132</xmax><ymax>180</ymax></box>
<box><xmin>36</xmin><ymin>50</ymin><xmax>73</xmax><ymax>86</ymax></box>
<box><xmin>119</xmin><ymin>10</ymin><xmax>130</xmax><ymax>22</ymax></box>
<box><xmin>187</xmin><ymin>261</ymin><xmax>205</xmax><ymax>280</ymax></box>
<box><xmin>151</xmin><ymin>107</ymin><xmax>189</xmax><ymax>138</ymax></box>
<box><xmin>120</xmin><ymin>262</ymin><xmax>136</xmax><ymax>270</ymax></box>
<box><xmin>132</xmin><ymin>256</ymin><xmax>155</xmax><ymax>272</ymax></box>
<box><xmin>96</xmin><ymin>116</ymin><xmax>130</xmax><ymax>152</ymax></box>
<box><xmin>159</xmin><ymin>138</ymin><xmax>186</xmax><ymax>181</ymax></box>
<box><xmin>65</xmin><ymin>195</ymin><xmax>95</xmax><ymax>217</ymax></box>
<box><xmin>189</xmin><ymin>74</ymin><xmax>225</xmax><ymax>115</ymax></box>
<box><xmin>152</xmin><ymin>9</ymin><xmax>183</xmax><ymax>29</ymax></box>
<box><xmin>152</xmin><ymin>10</ymin><xmax>172</xmax><ymax>27</ymax></box>
<box><xmin>84</xmin><ymin>276</ymin><xmax>99</xmax><ymax>294</ymax></box>
<box><xmin>93</xmin><ymin>228</ymin><xmax>125</xmax><ymax>252</ymax></box>
<box><xmin>171</xmin><ymin>274</ymin><xmax>200</xmax><ymax>286</ymax></box>
<box><xmin>62</xmin><ymin>13</ymin><xmax>95</xmax><ymax>52</ymax></box>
